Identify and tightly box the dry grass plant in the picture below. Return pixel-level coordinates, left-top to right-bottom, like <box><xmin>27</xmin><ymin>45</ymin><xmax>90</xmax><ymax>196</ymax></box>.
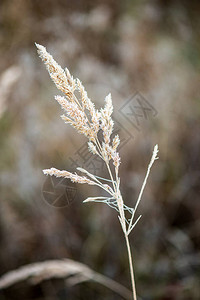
<box><xmin>35</xmin><ymin>43</ymin><xmax>159</xmax><ymax>300</ymax></box>
<box><xmin>0</xmin><ymin>259</ymin><xmax>132</xmax><ymax>299</ymax></box>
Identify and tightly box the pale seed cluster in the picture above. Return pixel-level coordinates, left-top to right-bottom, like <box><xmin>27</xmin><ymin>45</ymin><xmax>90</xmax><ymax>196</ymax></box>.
<box><xmin>36</xmin><ymin>43</ymin><xmax>121</xmax><ymax>172</ymax></box>
<box><xmin>43</xmin><ymin>168</ymin><xmax>96</xmax><ymax>185</ymax></box>
<box><xmin>37</xmin><ymin>43</ymin><xmax>158</xmax><ymax>236</ymax></box>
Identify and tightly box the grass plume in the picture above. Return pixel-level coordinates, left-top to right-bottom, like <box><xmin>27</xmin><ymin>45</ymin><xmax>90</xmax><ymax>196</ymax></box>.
<box><xmin>36</xmin><ymin>43</ymin><xmax>159</xmax><ymax>300</ymax></box>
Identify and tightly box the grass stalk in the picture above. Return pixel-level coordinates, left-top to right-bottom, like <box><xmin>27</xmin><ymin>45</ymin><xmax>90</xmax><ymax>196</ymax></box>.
<box><xmin>125</xmin><ymin>233</ymin><xmax>137</xmax><ymax>300</ymax></box>
<box><xmin>35</xmin><ymin>43</ymin><xmax>159</xmax><ymax>300</ymax></box>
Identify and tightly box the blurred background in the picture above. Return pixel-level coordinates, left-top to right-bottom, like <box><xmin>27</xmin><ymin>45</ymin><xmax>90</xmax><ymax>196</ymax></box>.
<box><xmin>0</xmin><ymin>0</ymin><xmax>200</xmax><ymax>299</ymax></box>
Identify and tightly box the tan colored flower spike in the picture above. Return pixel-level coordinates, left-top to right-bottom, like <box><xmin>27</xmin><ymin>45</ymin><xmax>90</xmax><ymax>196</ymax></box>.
<box><xmin>36</xmin><ymin>43</ymin><xmax>159</xmax><ymax>300</ymax></box>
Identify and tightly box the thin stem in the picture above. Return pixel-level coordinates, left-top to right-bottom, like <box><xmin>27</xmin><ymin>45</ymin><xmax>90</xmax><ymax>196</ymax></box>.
<box><xmin>106</xmin><ymin>161</ymin><xmax>117</xmax><ymax>193</ymax></box>
<box><xmin>93</xmin><ymin>175</ymin><xmax>113</xmax><ymax>182</ymax></box>
<box><xmin>128</xmin><ymin>145</ymin><xmax>159</xmax><ymax>233</ymax></box>
<box><xmin>93</xmin><ymin>182</ymin><xmax>114</xmax><ymax>196</ymax></box>
<box><xmin>125</xmin><ymin>234</ymin><xmax>137</xmax><ymax>300</ymax></box>
<box><xmin>95</xmin><ymin>136</ymin><xmax>117</xmax><ymax>194</ymax></box>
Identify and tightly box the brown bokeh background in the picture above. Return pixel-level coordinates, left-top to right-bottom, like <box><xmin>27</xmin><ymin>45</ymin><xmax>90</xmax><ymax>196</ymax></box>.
<box><xmin>0</xmin><ymin>0</ymin><xmax>200</xmax><ymax>299</ymax></box>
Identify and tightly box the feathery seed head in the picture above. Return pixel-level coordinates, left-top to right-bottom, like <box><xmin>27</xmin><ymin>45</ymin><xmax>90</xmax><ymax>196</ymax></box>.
<box><xmin>112</xmin><ymin>135</ymin><xmax>120</xmax><ymax>151</ymax></box>
<box><xmin>88</xmin><ymin>141</ymin><xmax>98</xmax><ymax>155</ymax></box>
<box><xmin>113</xmin><ymin>152</ymin><xmax>121</xmax><ymax>169</ymax></box>
<box><xmin>104</xmin><ymin>93</ymin><xmax>113</xmax><ymax>117</ymax></box>
<box><xmin>43</xmin><ymin>168</ymin><xmax>96</xmax><ymax>185</ymax></box>
<box><xmin>36</xmin><ymin>43</ymin><xmax>100</xmax><ymax>141</ymax></box>
<box><xmin>100</xmin><ymin>93</ymin><xmax>114</xmax><ymax>145</ymax></box>
<box><xmin>64</xmin><ymin>67</ymin><xmax>76</xmax><ymax>91</ymax></box>
<box><xmin>35</xmin><ymin>43</ymin><xmax>74</xmax><ymax>99</ymax></box>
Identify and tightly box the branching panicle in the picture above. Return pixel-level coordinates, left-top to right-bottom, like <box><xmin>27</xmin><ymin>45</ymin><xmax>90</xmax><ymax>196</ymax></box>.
<box><xmin>36</xmin><ymin>43</ymin><xmax>159</xmax><ymax>300</ymax></box>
